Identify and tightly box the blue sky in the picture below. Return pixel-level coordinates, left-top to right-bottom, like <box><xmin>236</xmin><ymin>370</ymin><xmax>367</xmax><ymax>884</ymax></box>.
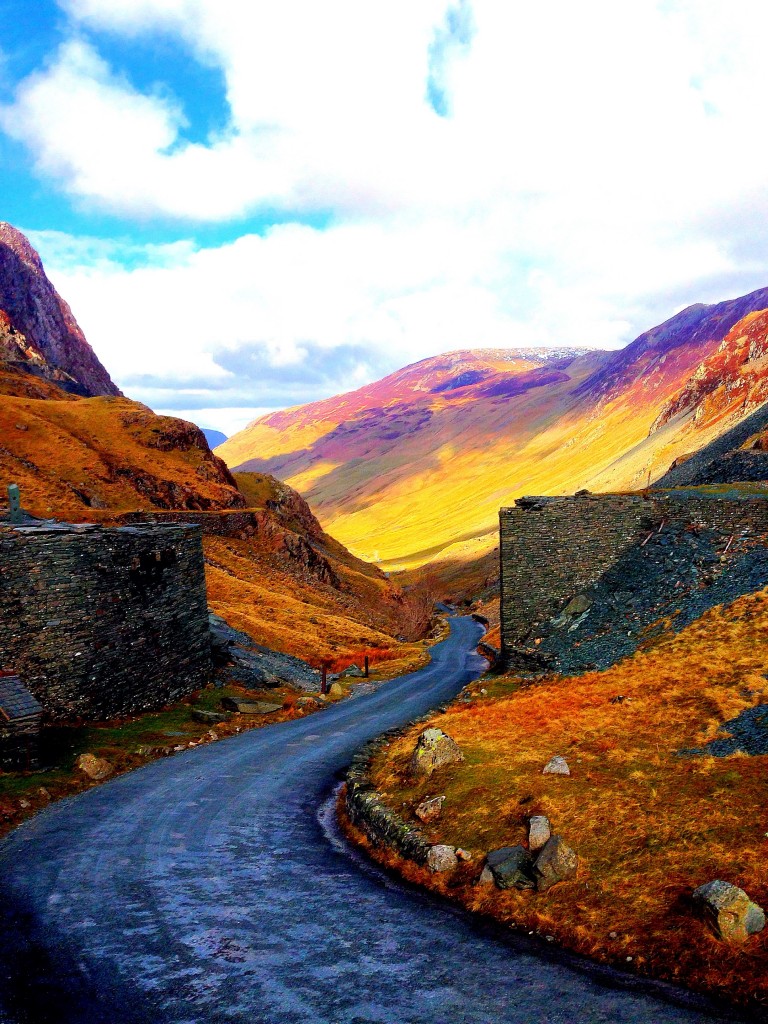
<box><xmin>2</xmin><ymin>1</ymin><xmax>768</xmax><ymax>436</ymax></box>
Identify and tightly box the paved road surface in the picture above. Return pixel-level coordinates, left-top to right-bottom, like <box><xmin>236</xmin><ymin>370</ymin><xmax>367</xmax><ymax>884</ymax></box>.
<box><xmin>0</xmin><ymin>617</ymin><xmax>734</xmax><ymax>1023</ymax></box>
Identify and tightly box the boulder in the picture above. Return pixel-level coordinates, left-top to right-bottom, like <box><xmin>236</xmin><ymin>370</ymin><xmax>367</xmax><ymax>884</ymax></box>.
<box><xmin>427</xmin><ymin>845</ymin><xmax>458</xmax><ymax>872</ymax></box>
<box><xmin>562</xmin><ymin>594</ymin><xmax>592</xmax><ymax>617</ymax></box>
<box><xmin>75</xmin><ymin>753</ymin><xmax>114</xmax><ymax>781</ymax></box>
<box><xmin>191</xmin><ymin>709</ymin><xmax>229</xmax><ymax>724</ymax></box>
<box><xmin>340</xmin><ymin>664</ymin><xmax>364</xmax><ymax>678</ymax></box>
<box><xmin>328</xmin><ymin>682</ymin><xmax>344</xmax><ymax>697</ymax></box>
<box><xmin>409</xmin><ymin>728</ymin><xmax>464</xmax><ymax>780</ymax></box>
<box><xmin>543</xmin><ymin>755</ymin><xmax>570</xmax><ymax>776</ymax></box>
<box><xmin>221</xmin><ymin>697</ymin><xmax>283</xmax><ymax>715</ymax></box>
<box><xmin>414</xmin><ymin>795</ymin><xmax>445</xmax><ymax>824</ymax></box>
<box><xmin>692</xmin><ymin>880</ymin><xmax>766</xmax><ymax>943</ymax></box>
<box><xmin>533</xmin><ymin>835</ymin><xmax>578</xmax><ymax>891</ymax></box>
<box><xmin>528</xmin><ymin>815</ymin><xmax>551</xmax><ymax>853</ymax></box>
<box><xmin>296</xmin><ymin>695</ymin><xmax>324</xmax><ymax>710</ymax></box>
<box><xmin>487</xmin><ymin>845</ymin><xmax>535</xmax><ymax>890</ymax></box>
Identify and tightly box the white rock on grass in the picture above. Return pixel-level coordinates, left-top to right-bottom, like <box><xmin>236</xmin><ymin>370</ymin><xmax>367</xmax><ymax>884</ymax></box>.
<box><xmin>427</xmin><ymin>845</ymin><xmax>458</xmax><ymax>872</ymax></box>
<box><xmin>543</xmin><ymin>755</ymin><xmax>570</xmax><ymax>776</ymax></box>
<box><xmin>528</xmin><ymin>815</ymin><xmax>551</xmax><ymax>852</ymax></box>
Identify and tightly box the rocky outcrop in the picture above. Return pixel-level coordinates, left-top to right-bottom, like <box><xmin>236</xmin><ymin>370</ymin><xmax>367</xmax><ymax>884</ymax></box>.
<box><xmin>652</xmin><ymin>308</ymin><xmax>768</xmax><ymax>434</ymax></box>
<box><xmin>0</xmin><ymin>223</ymin><xmax>119</xmax><ymax>397</ymax></box>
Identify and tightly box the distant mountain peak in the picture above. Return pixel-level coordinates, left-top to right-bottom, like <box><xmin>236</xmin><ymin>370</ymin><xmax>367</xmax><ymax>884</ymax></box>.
<box><xmin>0</xmin><ymin>223</ymin><xmax>120</xmax><ymax>397</ymax></box>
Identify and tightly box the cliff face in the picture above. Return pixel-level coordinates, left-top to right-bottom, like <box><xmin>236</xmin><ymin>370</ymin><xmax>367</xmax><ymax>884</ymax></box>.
<box><xmin>0</xmin><ymin>223</ymin><xmax>119</xmax><ymax>397</ymax></box>
<box><xmin>652</xmin><ymin>308</ymin><xmax>768</xmax><ymax>433</ymax></box>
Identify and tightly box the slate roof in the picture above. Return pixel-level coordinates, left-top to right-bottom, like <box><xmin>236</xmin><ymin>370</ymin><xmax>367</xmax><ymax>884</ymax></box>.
<box><xmin>0</xmin><ymin>676</ymin><xmax>43</xmax><ymax>721</ymax></box>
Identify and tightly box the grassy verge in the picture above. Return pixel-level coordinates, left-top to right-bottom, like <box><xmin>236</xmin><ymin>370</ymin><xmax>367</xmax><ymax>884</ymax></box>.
<box><xmin>0</xmin><ymin>625</ymin><xmax>445</xmax><ymax>840</ymax></box>
<box><xmin>346</xmin><ymin>588</ymin><xmax>768</xmax><ymax>1011</ymax></box>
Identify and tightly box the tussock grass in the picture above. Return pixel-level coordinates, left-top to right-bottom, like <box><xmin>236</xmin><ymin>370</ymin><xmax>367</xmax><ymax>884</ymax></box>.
<box><xmin>361</xmin><ymin>588</ymin><xmax>768</xmax><ymax>1007</ymax></box>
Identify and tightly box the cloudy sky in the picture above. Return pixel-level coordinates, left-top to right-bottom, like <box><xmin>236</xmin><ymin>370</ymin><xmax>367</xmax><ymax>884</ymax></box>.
<box><xmin>2</xmin><ymin>1</ymin><xmax>768</xmax><ymax>435</ymax></box>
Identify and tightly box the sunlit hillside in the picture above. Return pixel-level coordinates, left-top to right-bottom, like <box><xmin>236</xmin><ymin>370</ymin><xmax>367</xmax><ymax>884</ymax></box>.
<box><xmin>0</xmin><ymin>224</ymin><xmax>426</xmax><ymax>666</ymax></box>
<box><xmin>220</xmin><ymin>288</ymin><xmax>768</xmax><ymax>576</ymax></box>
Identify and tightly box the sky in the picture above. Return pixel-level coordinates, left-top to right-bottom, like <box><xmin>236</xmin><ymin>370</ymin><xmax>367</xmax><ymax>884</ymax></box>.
<box><xmin>2</xmin><ymin>1</ymin><xmax>768</xmax><ymax>436</ymax></box>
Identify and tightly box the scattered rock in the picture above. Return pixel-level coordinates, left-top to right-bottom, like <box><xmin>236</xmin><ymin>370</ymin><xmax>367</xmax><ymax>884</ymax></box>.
<box><xmin>75</xmin><ymin>753</ymin><xmax>114</xmax><ymax>781</ymax></box>
<box><xmin>18</xmin><ymin>799</ymin><xmax>30</xmax><ymax>809</ymax></box>
<box><xmin>191</xmin><ymin>709</ymin><xmax>229</xmax><ymax>724</ymax></box>
<box><xmin>328</xmin><ymin>682</ymin><xmax>344</xmax><ymax>697</ymax></box>
<box><xmin>414</xmin><ymin>795</ymin><xmax>445</xmax><ymax>824</ymax></box>
<box><xmin>692</xmin><ymin>879</ymin><xmax>766</xmax><ymax>942</ymax></box>
<box><xmin>563</xmin><ymin>594</ymin><xmax>592</xmax><ymax>617</ymax></box>
<box><xmin>340</xmin><ymin>664</ymin><xmax>364</xmax><ymax>678</ymax></box>
<box><xmin>528</xmin><ymin>815</ymin><xmax>551</xmax><ymax>853</ymax></box>
<box><xmin>543</xmin><ymin>755</ymin><xmax>570</xmax><ymax>776</ymax></box>
<box><xmin>409</xmin><ymin>728</ymin><xmax>464</xmax><ymax>780</ymax></box>
<box><xmin>455</xmin><ymin>848</ymin><xmax>473</xmax><ymax>862</ymax></box>
<box><xmin>487</xmin><ymin>845</ymin><xmax>536</xmax><ymax>890</ymax></box>
<box><xmin>427</xmin><ymin>844</ymin><xmax>458</xmax><ymax>872</ymax></box>
<box><xmin>221</xmin><ymin>697</ymin><xmax>283</xmax><ymax>715</ymax></box>
<box><xmin>37</xmin><ymin>787</ymin><xmax>51</xmax><ymax>802</ymax></box>
<box><xmin>533</xmin><ymin>835</ymin><xmax>579</xmax><ymax>891</ymax></box>
<box><xmin>296</xmin><ymin>695</ymin><xmax>326</xmax><ymax>710</ymax></box>
<box><xmin>208</xmin><ymin>612</ymin><xmax>321</xmax><ymax>692</ymax></box>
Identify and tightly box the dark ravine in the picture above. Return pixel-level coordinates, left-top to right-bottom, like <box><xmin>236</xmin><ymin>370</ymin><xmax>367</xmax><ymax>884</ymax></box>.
<box><xmin>0</xmin><ymin>617</ymin><xmax>736</xmax><ymax>1024</ymax></box>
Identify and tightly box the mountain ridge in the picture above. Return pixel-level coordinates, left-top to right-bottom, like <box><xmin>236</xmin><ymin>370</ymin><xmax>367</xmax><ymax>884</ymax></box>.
<box><xmin>218</xmin><ymin>288</ymin><xmax>768</xmax><ymax>576</ymax></box>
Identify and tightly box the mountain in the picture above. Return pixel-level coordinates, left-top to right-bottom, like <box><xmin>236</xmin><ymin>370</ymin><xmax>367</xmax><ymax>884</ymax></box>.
<box><xmin>203</xmin><ymin>428</ymin><xmax>227</xmax><ymax>448</ymax></box>
<box><xmin>0</xmin><ymin>224</ymin><xmax>421</xmax><ymax>664</ymax></box>
<box><xmin>0</xmin><ymin>223</ymin><xmax>119</xmax><ymax>397</ymax></box>
<box><xmin>219</xmin><ymin>287</ymin><xmax>768</xmax><ymax>579</ymax></box>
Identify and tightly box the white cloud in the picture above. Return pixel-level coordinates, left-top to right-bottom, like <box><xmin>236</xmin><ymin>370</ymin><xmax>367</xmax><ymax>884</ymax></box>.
<box><xmin>5</xmin><ymin>2</ymin><xmax>768</xmax><ymax>433</ymax></box>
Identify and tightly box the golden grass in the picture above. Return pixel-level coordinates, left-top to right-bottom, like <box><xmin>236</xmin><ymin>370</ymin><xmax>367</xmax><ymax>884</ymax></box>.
<box><xmin>360</xmin><ymin>589</ymin><xmax>768</xmax><ymax>1007</ymax></box>
<box><xmin>203</xmin><ymin>533</ymin><xmax>430</xmax><ymax>665</ymax></box>
<box><xmin>0</xmin><ymin>385</ymin><xmax>241</xmax><ymax>517</ymax></box>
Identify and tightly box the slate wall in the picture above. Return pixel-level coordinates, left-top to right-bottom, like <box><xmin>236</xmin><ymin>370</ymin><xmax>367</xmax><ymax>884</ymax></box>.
<box><xmin>0</xmin><ymin>521</ymin><xmax>211</xmax><ymax>719</ymax></box>
<box><xmin>499</xmin><ymin>492</ymin><xmax>768</xmax><ymax>662</ymax></box>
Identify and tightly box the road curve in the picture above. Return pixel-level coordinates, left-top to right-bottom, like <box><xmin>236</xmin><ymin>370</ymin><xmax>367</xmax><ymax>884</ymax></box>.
<box><xmin>0</xmin><ymin>617</ymin><xmax>732</xmax><ymax>1024</ymax></box>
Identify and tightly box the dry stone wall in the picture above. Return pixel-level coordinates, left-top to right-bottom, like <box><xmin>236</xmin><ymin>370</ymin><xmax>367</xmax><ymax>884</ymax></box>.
<box><xmin>500</xmin><ymin>491</ymin><xmax>768</xmax><ymax>663</ymax></box>
<box><xmin>0</xmin><ymin>521</ymin><xmax>211</xmax><ymax>719</ymax></box>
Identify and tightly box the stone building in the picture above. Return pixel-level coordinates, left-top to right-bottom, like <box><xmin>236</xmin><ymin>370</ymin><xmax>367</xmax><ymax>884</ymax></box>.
<box><xmin>0</xmin><ymin>519</ymin><xmax>212</xmax><ymax>720</ymax></box>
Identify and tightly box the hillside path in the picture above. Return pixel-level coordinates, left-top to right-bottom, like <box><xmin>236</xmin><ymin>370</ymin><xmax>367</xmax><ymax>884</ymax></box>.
<box><xmin>0</xmin><ymin>617</ymin><xmax>732</xmax><ymax>1023</ymax></box>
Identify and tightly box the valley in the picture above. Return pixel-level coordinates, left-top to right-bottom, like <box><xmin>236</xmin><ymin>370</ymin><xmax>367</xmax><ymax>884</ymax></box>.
<box><xmin>219</xmin><ymin>288</ymin><xmax>768</xmax><ymax>588</ymax></box>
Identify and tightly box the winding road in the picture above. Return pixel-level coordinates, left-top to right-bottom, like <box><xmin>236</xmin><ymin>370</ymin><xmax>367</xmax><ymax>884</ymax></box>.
<box><xmin>0</xmin><ymin>617</ymin><xmax>734</xmax><ymax>1023</ymax></box>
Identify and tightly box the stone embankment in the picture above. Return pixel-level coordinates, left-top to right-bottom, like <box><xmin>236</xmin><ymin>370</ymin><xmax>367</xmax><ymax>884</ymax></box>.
<box><xmin>345</xmin><ymin>729</ymin><xmax>434</xmax><ymax>865</ymax></box>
